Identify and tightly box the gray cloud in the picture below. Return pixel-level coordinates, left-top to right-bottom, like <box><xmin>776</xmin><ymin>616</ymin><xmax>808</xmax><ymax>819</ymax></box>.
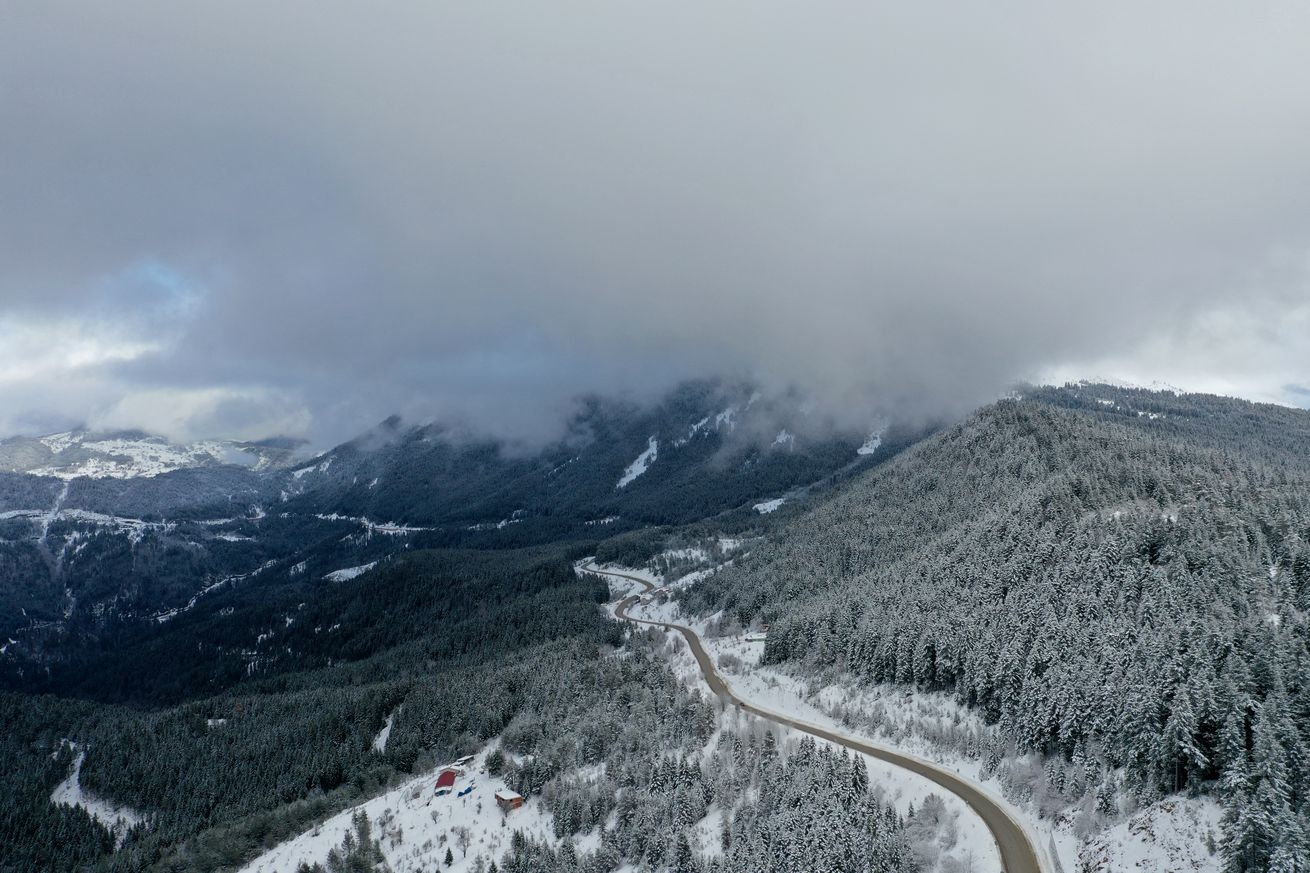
<box><xmin>2</xmin><ymin>2</ymin><xmax>1309</xmax><ymax>444</ymax></box>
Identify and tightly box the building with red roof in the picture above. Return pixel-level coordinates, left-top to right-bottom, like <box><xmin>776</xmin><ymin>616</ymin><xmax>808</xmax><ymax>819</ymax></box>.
<box><xmin>434</xmin><ymin>768</ymin><xmax>458</xmax><ymax>795</ymax></box>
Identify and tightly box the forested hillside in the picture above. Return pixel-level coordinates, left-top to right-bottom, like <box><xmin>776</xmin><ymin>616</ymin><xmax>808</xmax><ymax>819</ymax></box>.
<box><xmin>3</xmin><ymin>541</ymin><xmax>934</xmax><ymax>873</ymax></box>
<box><xmin>12</xmin><ymin>381</ymin><xmax>1307</xmax><ymax>872</ymax></box>
<box><xmin>2</xmin><ymin>546</ymin><xmax>696</xmax><ymax>872</ymax></box>
<box><xmin>688</xmin><ymin>385</ymin><xmax>1310</xmax><ymax>871</ymax></box>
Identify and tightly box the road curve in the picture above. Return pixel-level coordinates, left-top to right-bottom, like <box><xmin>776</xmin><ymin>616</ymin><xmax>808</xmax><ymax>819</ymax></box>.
<box><xmin>587</xmin><ymin>563</ymin><xmax>1047</xmax><ymax>873</ymax></box>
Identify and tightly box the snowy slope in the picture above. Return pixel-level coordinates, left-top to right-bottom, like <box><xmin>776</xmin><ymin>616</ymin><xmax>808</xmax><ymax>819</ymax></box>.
<box><xmin>616</xmin><ymin>436</ymin><xmax>658</xmax><ymax>488</ymax></box>
<box><xmin>857</xmin><ymin>427</ymin><xmax>886</xmax><ymax>455</ymax></box>
<box><xmin>0</xmin><ymin>429</ymin><xmax>304</xmax><ymax>479</ymax></box>
<box><xmin>324</xmin><ymin>561</ymin><xmax>379</xmax><ymax>582</ymax></box>
<box><xmin>237</xmin><ymin>746</ymin><xmax>596</xmax><ymax>873</ymax></box>
<box><xmin>1076</xmin><ymin>797</ymin><xmax>1222</xmax><ymax>872</ymax></box>
<box><xmin>50</xmin><ymin>746</ymin><xmax>145</xmax><ymax>848</ymax></box>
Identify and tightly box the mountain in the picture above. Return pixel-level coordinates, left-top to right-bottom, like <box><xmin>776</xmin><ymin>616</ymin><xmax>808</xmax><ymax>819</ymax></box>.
<box><xmin>0</xmin><ymin>379</ymin><xmax>926</xmax><ymax>873</ymax></box>
<box><xmin>279</xmin><ymin>380</ymin><xmax>906</xmax><ymax>531</ymax></box>
<box><xmin>0</xmin><ymin>429</ymin><xmax>308</xmax><ymax>480</ymax></box>
<box><xmin>686</xmin><ymin>383</ymin><xmax>1310</xmax><ymax>871</ymax></box>
<box><xmin>0</xmin><ymin>380</ymin><xmax>909</xmax><ymax>690</ymax></box>
<box><xmin>7</xmin><ymin>380</ymin><xmax>1309</xmax><ymax>873</ymax></box>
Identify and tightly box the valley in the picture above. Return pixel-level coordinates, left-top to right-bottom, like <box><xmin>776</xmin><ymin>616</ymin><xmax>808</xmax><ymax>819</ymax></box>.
<box><xmin>8</xmin><ymin>8</ymin><xmax>1307</xmax><ymax>871</ymax></box>
<box><xmin>3</xmin><ymin>382</ymin><xmax>1308</xmax><ymax>872</ymax></box>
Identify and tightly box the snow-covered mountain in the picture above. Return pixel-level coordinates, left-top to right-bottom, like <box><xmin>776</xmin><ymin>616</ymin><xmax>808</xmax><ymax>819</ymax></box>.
<box><xmin>0</xmin><ymin>380</ymin><xmax>912</xmax><ymax>683</ymax></box>
<box><xmin>272</xmin><ymin>380</ymin><xmax>908</xmax><ymax>531</ymax></box>
<box><xmin>0</xmin><ymin>429</ymin><xmax>307</xmax><ymax>479</ymax></box>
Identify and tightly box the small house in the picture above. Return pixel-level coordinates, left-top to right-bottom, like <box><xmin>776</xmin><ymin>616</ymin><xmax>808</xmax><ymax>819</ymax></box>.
<box><xmin>744</xmin><ymin>631</ymin><xmax>767</xmax><ymax>642</ymax></box>
<box><xmin>434</xmin><ymin>769</ymin><xmax>458</xmax><ymax>796</ymax></box>
<box><xmin>495</xmin><ymin>789</ymin><xmax>524</xmax><ymax>812</ymax></box>
<box><xmin>455</xmin><ymin>754</ymin><xmax>476</xmax><ymax>766</ymax></box>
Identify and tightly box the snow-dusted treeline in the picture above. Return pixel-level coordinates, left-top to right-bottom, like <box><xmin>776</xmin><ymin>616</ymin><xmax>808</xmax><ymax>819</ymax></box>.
<box><xmin>488</xmin><ymin>724</ymin><xmax>920</xmax><ymax>873</ymax></box>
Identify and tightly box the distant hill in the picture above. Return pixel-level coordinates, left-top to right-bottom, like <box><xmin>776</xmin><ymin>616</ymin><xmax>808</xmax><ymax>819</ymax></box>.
<box><xmin>0</xmin><ymin>428</ymin><xmax>309</xmax><ymax>480</ymax></box>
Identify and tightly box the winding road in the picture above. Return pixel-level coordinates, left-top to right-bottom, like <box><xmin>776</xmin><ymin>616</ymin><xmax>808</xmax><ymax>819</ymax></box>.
<box><xmin>587</xmin><ymin>563</ymin><xmax>1047</xmax><ymax>873</ymax></box>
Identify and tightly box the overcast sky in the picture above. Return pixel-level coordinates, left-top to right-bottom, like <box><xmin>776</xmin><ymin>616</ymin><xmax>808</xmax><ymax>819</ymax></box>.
<box><xmin>2</xmin><ymin>2</ymin><xmax>1308</xmax><ymax>446</ymax></box>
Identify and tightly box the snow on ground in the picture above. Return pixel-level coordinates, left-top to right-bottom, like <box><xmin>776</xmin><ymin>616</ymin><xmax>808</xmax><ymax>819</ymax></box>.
<box><xmin>291</xmin><ymin>457</ymin><xmax>333</xmax><ymax>479</ymax></box>
<box><xmin>658</xmin><ymin>546</ymin><xmax>711</xmax><ymax>564</ymax></box>
<box><xmin>5</xmin><ymin>501</ymin><xmax>207</xmax><ymax>548</ymax></box>
<box><xmin>616</xmin><ymin>436</ymin><xmax>658</xmax><ymax>488</ymax></box>
<box><xmin>1076</xmin><ymin>796</ymin><xmax>1222</xmax><ymax>872</ymax></box>
<box><xmin>466</xmin><ymin>512</ymin><xmax>525</xmax><ymax>531</ymax></box>
<box><xmin>631</xmin><ymin>608</ymin><xmax>1002</xmax><ymax>873</ymax></box>
<box><xmin>637</xmin><ymin>597</ymin><xmax>1035</xmax><ymax>871</ymax></box>
<box><xmin>666</xmin><ymin>564</ymin><xmax>728</xmax><ymax>589</ymax></box>
<box><xmin>373</xmin><ymin>709</ymin><xmax>398</xmax><ymax>753</ymax></box>
<box><xmin>752</xmin><ymin>497</ymin><xmax>785</xmax><ymax>514</ymax></box>
<box><xmin>238</xmin><ymin>746</ymin><xmax>592</xmax><ymax>873</ymax></box>
<box><xmin>674</xmin><ymin>415</ymin><xmax>713</xmax><ymax>447</ymax></box>
<box><xmin>691</xmin><ymin>806</ymin><xmax>727</xmax><ymax>860</ymax></box>
<box><xmin>314</xmin><ymin>513</ymin><xmax>431</xmax><ymax>535</ymax></box>
<box><xmin>39</xmin><ymin>432</ymin><xmax>81</xmax><ymax>453</ymax></box>
<box><xmin>325</xmin><ymin>561</ymin><xmax>379</xmax><ymax>582</ymax></box>
<box><xmin>50</xmin><ymin>746</ymin><xmax>145</xmax><ymax>848</ymax></box>
<box><xmin>151</xmin><ymin>559</ymin><xmax>278</xmax><ymax>623</ymax></box>
<box><xmin>27</xmin><ymin>432</ymin><xmax>261</xmax><ymax>479</ymax></box>
<box><xmin>626</xmin><ymin>587</ymin><xmax>1223</xmax><ymax>873</ymax></box>
<box><xmin>650</xmin><ymin>539</ymin><xmax>750</xmax><ymax>586</ymax></box>
<box><xmin>577</xmin><ymin>561</ymin><xmax>659</xmax><ymax>611</ymax></box>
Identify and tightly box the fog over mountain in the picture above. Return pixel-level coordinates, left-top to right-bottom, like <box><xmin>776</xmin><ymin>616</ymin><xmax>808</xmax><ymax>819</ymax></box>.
<box><xmin>3</xmin><ymin>2</ymin><xmax>1309</xmax><ymax>445</ymax></box>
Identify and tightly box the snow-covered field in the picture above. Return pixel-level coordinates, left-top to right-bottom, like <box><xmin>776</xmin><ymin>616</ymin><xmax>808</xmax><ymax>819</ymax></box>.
<box><xmin>237</xmin><ymin>746</ymin><xmax>594</xmax><ymax>873</ymax></box>
<box><xmin>373</xmin><ymin>709</ymin><xmax>398</xmax><ymax>753</ymax></box>
<box><xmin>50</xmin><ymin>746</ymin><xmax>145</xmax><ymax>848</ymax></box>
<box><xmin>617</xmin><ymin>436</ymin><xmax>658</xmax><ymax>488</ymax></box>
<box><xmin>25</xmin><ymin>432</ymin><xmax>264</xmax><ymax>479</ymax></box>
<box><xmin>324</xmin><ymin>560</ymin><xmax>379</xmax><ymax>582</ymax></box>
